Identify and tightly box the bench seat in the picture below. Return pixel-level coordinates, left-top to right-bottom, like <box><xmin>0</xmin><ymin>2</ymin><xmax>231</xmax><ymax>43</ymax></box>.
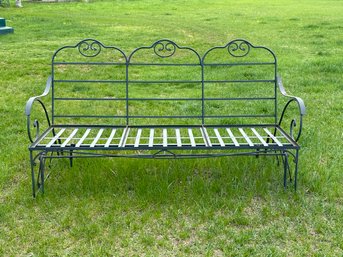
<box><xmin>30</xmin><ymin>125</ymin><xmax>298</xmax><ymax>151</ymax></box>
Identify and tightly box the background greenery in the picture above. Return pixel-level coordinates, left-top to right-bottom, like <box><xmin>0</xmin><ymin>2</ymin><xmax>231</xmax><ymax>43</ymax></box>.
<box><xmin>0</xmin><ymin>0</ymin><xmax>342</xmax><ymax>255</ymax></box>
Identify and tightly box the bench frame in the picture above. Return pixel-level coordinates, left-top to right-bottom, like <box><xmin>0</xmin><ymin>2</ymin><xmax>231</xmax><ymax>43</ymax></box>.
<box><xmin>26</xmin><ymin>39</ymin><xmax>306</xmax><ymax>197</ymax></box>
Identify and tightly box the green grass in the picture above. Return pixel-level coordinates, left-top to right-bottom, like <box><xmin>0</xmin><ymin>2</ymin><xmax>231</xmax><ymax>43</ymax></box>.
<box><xmin>0</xmin><ymin>0</ymin><xmax>343</xmax><ymax>255</ymax></box>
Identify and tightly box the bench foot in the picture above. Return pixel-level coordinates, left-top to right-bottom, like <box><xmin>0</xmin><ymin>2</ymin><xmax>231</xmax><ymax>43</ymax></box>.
<box><xmin>282</xmin><ymin>151</ymin><xmax>289</xmax><ymax>189</ymax></box>
<box><xmin>69</xmin><ymin>144</ymin><xmax>75</xmax><ymax>168</ymax></box>
<box><xmin>29</xmin><ymin>151</ymin><xmax>35</xmax><ymax>198</ymax></box>
<box><xmin>281</xmin><ymin>150</ymin><xmax>299</xmax><ymax>191</ymax></box>
<box><xmin>294</xmin><ymin>149</ymin><xmax>299</xmax><ymax>191</ymax></box>
<box><xmin>30</xmin><ymin>151</ymin><xmax>47</xmax><ymax>198</ymax></box>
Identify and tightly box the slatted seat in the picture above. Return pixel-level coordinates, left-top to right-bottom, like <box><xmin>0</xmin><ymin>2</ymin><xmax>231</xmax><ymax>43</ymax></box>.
<box><xmin>31</xmin><ymin>126</ymin><xmax>297</xmax><ymax>150</ymax></box>
<box><xmin>26</xmin><ymin>38</ymin><xmax>305</xmax><ymax>197</ymax></box>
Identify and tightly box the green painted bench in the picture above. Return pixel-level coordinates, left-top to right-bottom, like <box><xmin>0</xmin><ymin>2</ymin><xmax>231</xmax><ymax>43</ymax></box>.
<box><xmin>26</xmin><ymin>38</ymin><xmax>306</xmax><ymax>197</ymax></box>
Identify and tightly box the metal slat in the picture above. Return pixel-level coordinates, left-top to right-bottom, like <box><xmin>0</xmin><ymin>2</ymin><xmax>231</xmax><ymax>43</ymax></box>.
<box><xmin>204</xmin><ymin>79</ymin><xmax>274</xmax><ymax>83</ymax></box>
<box><xmin>213</xmin><ymin>128</ymin><xmax>225</xmax><ymax>147</ymax></box>
<box><xmin>128</xmin><ymin>80</ymin><xmax>201</xmax><ymax>84</ymax></box>
<box><xmin>129</xmin><ymin>63</ymin><xmax>199</xmax><ymax>67</ymax></box>
<box><xmin>90</xmin><ymin>129</ymin><xmax>104</xmax><ymax>148</ymax></box>
<box><xmin>54</xmin><ymin>79</ymin><xmax>125</xmax><ymax>83</ymax></box>
<box><xmin>54</xmin><ymin>115</ymin><xmax>126</xmax><ymax>119</ymax></box>
<box><xmin>275</xmin><ymin>127</ymin><xmax>297</xmax><ymax>147</ymax></box>
<box><xmin>175</xmin><ymin>128</ymin><xmax>182</xmax><ymax>147</ymax></box>
<box><xmin>46</xmin><ymin>128</ymin><xmax>66</xmax><ymax>148</ymax></box>
<box><xmin>54</xmin><ymin>62</ymin><xmax>124</xmax><ymax>65</ymax></box>
<box><xmin>204</xmin><ymin>62</ymin><xmax>275</xmax><ymax>67</ymax></box>
<box><xmin>238</xmin><ymin>128</ymin><xmax>254</xmax><ymax>147</ymax></box>
<box><xmin>226</xmin><ymin>128</ymin><xmax>240</xmax><ymax>147</ymax></box>
<box><xmin>264</xmin><ymin>128</ymin><xmax>283</xmax><ymax>146</ymax></box>
<box><xmin>134</xmin><ymin>129</ymin><xmax>142</xmax><ymax>147</ymax></box>
<box><xmin>204</xmin><ymin>114</ymin><xmax>274</xmax><ymax>119</ymax></box>
<box><xmin>148</xmin><ymin>129</ymin><xmax>154</xmax><ymax>147</ymax></box>
<box><xmin>200</xmin><ymin>127</ymin><xmax>212</xmax><ymax>147</ymax></box>
<box><xmin>251</xmin><ymin>128</ymin><xmax>268</xmax><ymax>147</ymax></box>
<box><xmin>163</xmin><ymin>129</ymin><xmax>168</xmax><ymax>147</ymax></box>
<box><xmin>32</xmin><ymin>127</ymin><xmax>53</xmax><ymax>148</ymax></box>
<box><xmin>125</xmin><ymin>115</ymin><xmax>201</xmax><ymax>119</ymax></box>
<box><xmin>61</xmin><ymin>128</ymin><xmax>79</xmax><ymax>147</ymax></box>
<box><xmin>54</xmin><ymin>97</ymin><xmax>127</xmax><ymax>101</ymax></box>
<box><xmin>118</xmin><ymin>127</ymin><xmax>130</xmax><ymax>147</ymax></box>
<box><xmin>204</xmin><ymin>97</ymin><xmax>275</xmax><ymax>101</ymax></box>
<box><xmin>104</xmin><ymin>129</ymin><xmax>117</xmax><ymax>148</ymax></box>
<box><xmin>75</xmin><ymin>128</ymin><xmax>91</xmax><ymax>147</ymax></box>
<box><xmin>188</xmin><ymin>129</ymin><xmax>196</xmax><ymax>147</ymax></box>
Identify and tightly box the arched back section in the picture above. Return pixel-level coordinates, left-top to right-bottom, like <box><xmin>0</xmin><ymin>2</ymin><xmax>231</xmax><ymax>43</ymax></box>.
<box><xmin>202</xmin><ymin>39</ymin><xmax>277</xmax><ymax>125</ymax></box>
<box><xmin>52</xmin><ymin>39</ymin><xmax>128</xmax><ymax>126</ymax></box>
<box><xmin>49</xmin><ymin>38</ymin><xmax>279</xmax><ymax>128</ymax></box>
<box><xmin>127</xmin><ymin>39</ymin><xmax>202</xmax><ymax>126</ymax></box>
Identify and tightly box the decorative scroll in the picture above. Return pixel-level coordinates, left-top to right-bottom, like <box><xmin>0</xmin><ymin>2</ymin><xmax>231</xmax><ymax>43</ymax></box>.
<box><xmin>277</xmin><ymin>76</ymin><xmax>305</xmax><ymax>142</ymax></box>
<box><xmin>153</xmin><ymin>40</ymin><xmax>176</xmax><ymax>58</ymax></box>
<box><xmin>278</xmin><ymin>99</ymin><xmax>303</xmax><ymax>142</ymax></box>
<box><xmin>227</xmin><ymin>40</ymin><xmax>251</xmax><ymax>57</ymax></box>
<box><xmin>78</xmin><ymin>39</ymin><xmax>102</xmax><ymax>57</ymax></box>
<box><xmin>27</xmin><ymin>99</ymin><xmax>51</xmax><ymax>143</ymax></box>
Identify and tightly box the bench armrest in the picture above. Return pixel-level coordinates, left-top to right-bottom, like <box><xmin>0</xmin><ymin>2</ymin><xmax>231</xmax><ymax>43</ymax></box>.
<box><xmin>25</xmin><ymin>76</ymin><xmax>52</xmax><ymax>143</ymax></box>
<box><xmin>277</xmin><ymin>76</ymin><xmax>306</xmax><ymax>142</ymax></box>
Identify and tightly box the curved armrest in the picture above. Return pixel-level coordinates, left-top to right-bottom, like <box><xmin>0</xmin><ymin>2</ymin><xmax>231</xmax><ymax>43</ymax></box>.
<box><xmin>277</xmin><ymin>76</ymin><xmax>306</xmax><ymax>142</ymax></box>
<box><xmin>26</xmin><ymin>76</ymin><xmax>52</xmax><ymax>143</ymax></box>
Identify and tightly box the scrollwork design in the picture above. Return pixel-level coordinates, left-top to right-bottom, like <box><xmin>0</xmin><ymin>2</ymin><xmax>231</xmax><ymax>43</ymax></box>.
<box><xmin>78</xmin><ymin>40</ymin><xmax>102</xmax><ymax>57</ymax></box>
<box><xmin>153</xmin><ymin>40</ymin><xmax>176</xmax><ymax>58</ymax></box>
<box><xmin>33</xmin><ymin>119</ymin><xmax>40</xmax><ymax>141</ymax></box>
<box><xmin>278</xmin><ymin>99</ymin><xmax>303</xmax><ymax>142</ymax></box>
<box><xmin>27</xmin><ymin>99</ymin><xmax>51</xmax><ymax>143</ymax></box>
<box><xmin>289</xmin><ymin>119</ymin><xmax>297</xmax><ymax>140</ymax></box>
<box><xmin>227</xmin><ymin>40</ymin><xmax>250</xmax><ymax>57</ymax></box>
<box><xmin>26</xmin><ymin>77</ymin><xmax>53</xmax><ymax>143</ymax></box>
<box><xmin>277</xmin><ymin>76</ymin><xmax>305</xmax><ymax>142</ymax></box>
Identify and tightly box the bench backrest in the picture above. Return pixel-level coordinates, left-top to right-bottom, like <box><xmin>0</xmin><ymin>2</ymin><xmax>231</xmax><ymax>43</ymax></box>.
<box><xmin>51</xmin><ymin>39</ymin><xmax>277</xmax><ymax>126</ymax></box>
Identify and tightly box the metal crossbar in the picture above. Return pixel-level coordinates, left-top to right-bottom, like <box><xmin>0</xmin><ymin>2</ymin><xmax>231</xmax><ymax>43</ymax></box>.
<box><xmin>264</xmin><ymin>128</ymin><xmax>283</xmax><ymax>146</ymax></box>
<box><xmin>46</xmin><ymin>128</ymin><xmax>65</xmax><ymax>148</ymax></box>
<box><xmin>105</xmin><ymin>129</ymin><xmax>117</xmax><ymax>147</ymax></box>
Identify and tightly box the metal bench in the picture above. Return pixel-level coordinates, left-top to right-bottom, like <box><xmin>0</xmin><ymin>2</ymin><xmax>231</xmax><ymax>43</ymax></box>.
<box><xmin>26</xmin><ymin>38</ymin><xmax>306</xmax><ymax>197</ymax></box>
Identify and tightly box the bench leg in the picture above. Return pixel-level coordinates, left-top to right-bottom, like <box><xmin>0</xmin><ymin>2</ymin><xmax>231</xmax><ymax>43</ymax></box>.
<box><xmin>275</xmin><ymin>151</ymin><xmax>281</xmax><ymax>166</ymax></box>
<box><xmin>282</xmin><ymin>151</ymin><xmax>289</xmax><ymax>189</ymax></box>
<box><xmin>282</xmin><ymin>149</ymin><xmax>299</xmax><ymax>191</ymax></box>
<box><xmin>294</xmin><ymin>149</ymin><xmax>299</xmax><ymax>191</ymax></box>
<box><xmin>256</xmin><ymin>149</ymin><xmax>260</xmax><ymax>158</ymax></box>
<box><xmin>30</xmin><ymin>151</ymin><xmax>36</xmax><ymax>198</ymax></box>
<box><xmin>37</xmin><ymin>153</ymin><xmax>46</xmax><ymax>194</ymax></box>
<box><xmin>69</xmin><ymin>144</ymin><xmax>75</xmax><ymax>167</ymax></box>
<box><xmin>30</xmin><ymin>151</ymin><xmax>46</xmax><ymax>198</ymax></box>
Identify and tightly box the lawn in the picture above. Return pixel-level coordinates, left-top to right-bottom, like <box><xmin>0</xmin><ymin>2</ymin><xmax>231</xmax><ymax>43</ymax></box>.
<box><xmin>0</xmin><ymin>0</ymin><xmax>342</xmax><ymax>255</ymax></box>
